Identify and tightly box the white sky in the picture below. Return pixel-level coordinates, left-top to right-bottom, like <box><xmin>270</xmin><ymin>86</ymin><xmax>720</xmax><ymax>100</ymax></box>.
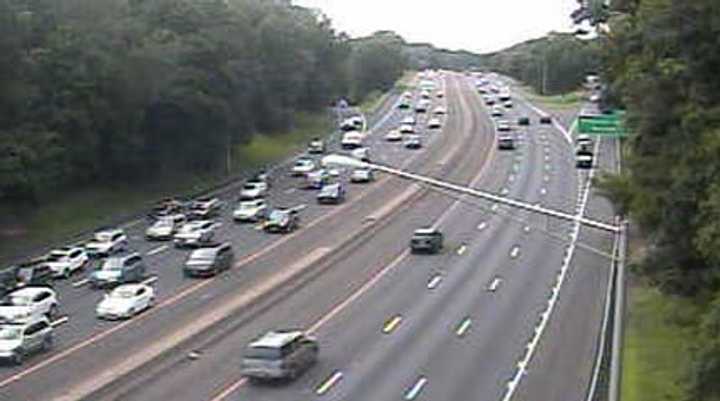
<box><xmin>293</xmin><ymin>0</ymin><xmax>578</xmax><ymax>53</ymax></box>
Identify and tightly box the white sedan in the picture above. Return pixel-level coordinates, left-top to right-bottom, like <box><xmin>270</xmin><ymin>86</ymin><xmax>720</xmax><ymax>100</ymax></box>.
<box><xmin>239</xmin><ymin>181</ymin><xmax>268</xmax><ymax>200</ymax></box>
<box><xmin>427</xmin><ymin>118</ymin><xmax>442</xmax><ymax>129</ymax></box>
<box><xmin>45</xmin><ymin>247</ymin><xmax>88</xmax><ymax>278</ymax></box>
<box><xmin>384</xmin><ymin>129</ymin><xmax>403</xmax><ymax>142</ymax></box>
<box><xmin>291</xmin><ymin>159</ymin><xmax>316</xmax><ymax>176</ymax></box>
<box><xmin>96</xmin><ymin>284</ymin><xmax>155</xmax><ymax>320</ymax></box>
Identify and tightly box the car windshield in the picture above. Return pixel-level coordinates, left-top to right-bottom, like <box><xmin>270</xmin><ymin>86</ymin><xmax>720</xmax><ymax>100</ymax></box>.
<box><xmin>243</xmin><ymin>184</ymin><xmax>257</xmax><ymax>190</ymax></box>
<box><xmin>244</xmin><ymin>346</ymin><xmax>282</xmax><ymax>360</ymax></box>
<box><xmin>239</xmin><ymin>202</ymin><xmax>259</xmax><ymax>211</ymax></box>
<box><xmin>153</xmin><ymin>219</ymin><xmax>173</xmax><ymax>228</ymax></box>
<box><xmin>269</xmin><ymin>210</ymin><xmax>286</xmax><ymax>221</ymax></box>
<box><xmin>101</xmin><ymin>258</ymin><xmax>124</xmax><ymax>270</ymax></box>
<box><xmin>46</xmin><ymin>252</ymin><xmax>68</xmax><ymax>262</ymax></box>
<box><xmin>0</xmin><ymin>326</ymin><xmax>22</xmax><ymax>340</ymax></box>
<box><xmin>94</xmin><ymin>233</ymin><xmax>113</xmax><ymax>242</ymax></box>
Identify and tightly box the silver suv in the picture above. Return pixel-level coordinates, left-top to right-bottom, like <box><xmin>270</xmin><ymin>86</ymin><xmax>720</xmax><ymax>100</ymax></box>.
<box><xmin>0</xmin><ymin>318</ymin><xmax>54</xmax><ymax>364</ymax></box>
<box><xmin>241</xmin><ymin>330</ymin><xmax>318</xmax><ymax>381</ymax></box>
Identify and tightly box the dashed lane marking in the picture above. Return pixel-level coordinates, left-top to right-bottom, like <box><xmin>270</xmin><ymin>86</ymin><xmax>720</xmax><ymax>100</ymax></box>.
<box><xmin>316</xmin><ymin>370</ymin><xmax>344</xmax><ymax>396</ymax></box>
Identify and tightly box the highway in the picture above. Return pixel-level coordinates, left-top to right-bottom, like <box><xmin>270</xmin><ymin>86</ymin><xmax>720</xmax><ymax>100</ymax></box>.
<box><xmin>0</xmin><ymin>71</ymin><xmax>618</xmax><ymax>401</ymax></box>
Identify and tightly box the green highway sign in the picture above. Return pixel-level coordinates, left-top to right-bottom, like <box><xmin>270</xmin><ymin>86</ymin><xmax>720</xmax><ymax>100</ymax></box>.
<box><xmin>578</xmin><ymin>111</ymin><xmax>627</xmax><ymax>137</ymax></box>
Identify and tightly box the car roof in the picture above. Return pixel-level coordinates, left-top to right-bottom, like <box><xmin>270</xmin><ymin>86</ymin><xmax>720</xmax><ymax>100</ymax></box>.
<box><xmin>9</xmin><ymin>287</ymin><xmax>53</xmax><ymax>297</ymax></box>
<box><xmin>414</xmin><ymin>228</ymin><xmax>438</xmax><ymax>235</ymax></box>
<box><xmin>112</xmin><ymin>283</ymin><xmax>148</xmax><ymax>293</ymax></box>
<box><xmin>249</xmin><ymin>330</ymin><xmax>305</xmax><ymax>348</ymax></box>
<box><xmin>96</xmin><ymin>228</ymin><xmax>123</xmax><ymax>236</ymax></box>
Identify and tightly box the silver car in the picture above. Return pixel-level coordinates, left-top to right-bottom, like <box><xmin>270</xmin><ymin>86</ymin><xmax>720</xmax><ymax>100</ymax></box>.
<box><xmin>0</xmin><ymin>318</ymin><xmax>54</xmax><ymax>364</ymax></box>
<box><xmin>241</xmin><ymin>330</ymin><xmax>318</xmax><ymax>380</ymax></box>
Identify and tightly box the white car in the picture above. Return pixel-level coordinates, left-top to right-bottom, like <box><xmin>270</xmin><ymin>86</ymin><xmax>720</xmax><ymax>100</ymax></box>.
<box><xmin>239</xmin><ymin>181</ymin><xmax>268</xmax><ymax>200</ymax></box>
<box><xmin>85</xmin><ymin>229</ymin><xmax>128</xmax><ymax>258</ymax></box>
<box><xmin>351</xmin><ymin>147</ymin><xmax>370</xmax><ymax>162</ymax></box>
<box><xmin>427</xmin><ymin>118</ymin><xmax>442</xmax><ymax>129</ymax></box>
<box><xmin>0</xmin><ymin>288</ymin><xmax>58</xmax><ymax>323</ymax></box>
<box><xmin>491</xmin><ymin>107</ymin><xmax>504</xmax><ymax>117</ymax></box>
<box><xmin>291</xmin><ymin>158</ymin><xmax>316</xmax><ymax>176</ymax></box>
<box><xmin>420</xmin><ymin>90</ymin><xmax>431</xmax><ymax>99</ymax></box>
<box><xmin>401</xmin><ymin>116</ymin><xmax>416</xmax><ymax>126</ymax></box>
<box><xmin>385</xmin><ymin>129</ymin><xmax>403</xmax><ymax>142</ymax></box>
<box><xmin>341</xmin><ymin>131</ymin><xmax>364</xmax><ymax>149</ymax></box>
<box><xmin>233</xmin><ymin>199</ymin><xmax>268</xmax><ymax>222</ymax></box>
<box><xmin>173</xmin><ymin>221</ymin><xmax>217</xmax><ymax>248</ymax></box>
<box><xmin>146</xmin><ymin>214</ymin><xmax>186</xmax><ymax>240</ymax></box>
<box><xmin>350</xmin><ymin>168</ymin><xmax>375</xmax><ymax>183</ymax></box>
<box><xmin>433</xmin><ymin>107</ymin><xmax>447</xmax><ymax>115</ymax></box>
<box><xmin>399</xmin><ymin>124</ymin><xmax>415</xmax><ymax>134</ymax></box>
<box><xmin>45</xmin><ymin>247</ymin><xmax>88</xmax><ymax>278</ymax></box>
<box><xmin>436</xmin><ymin>91</ymin><xmax>444</xmax><ymax>98</ymax></box>
<box><xmin>96</xmin><ymin>284</ymin><xmax>154</xmax><ymax>320</ymax></box>
<box><xmin>415</xmin><ymin>100</ymin><xmax>430</xmax><ymax>113</ymax></box>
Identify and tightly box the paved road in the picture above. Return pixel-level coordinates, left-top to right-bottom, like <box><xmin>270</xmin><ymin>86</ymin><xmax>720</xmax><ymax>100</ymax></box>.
<box><xmin>0</xmin><ymin>71</ymin><xmax>618</xmax><ymax>401</ymax></box>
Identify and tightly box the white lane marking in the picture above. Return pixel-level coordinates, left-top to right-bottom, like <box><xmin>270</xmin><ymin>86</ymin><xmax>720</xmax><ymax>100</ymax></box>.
<box><xmin>508</xmin><ymin>174</ymin><xmax>515</xmax><ymax>183</ymax></box>
<box><xmin>523</xmin><ymin>225</ymin><xmax>531</xmax><ymax>233</ymax></box>
<box><xmin>501</xmin><ymin>188</ymin><xmax>510</xmax><ymax>195</ymax></box>
<box><xmin>404</xmin><ymin>376</ymin><xmax>429</xmax><ymax>400</ymax></box>
<box><xmin>147</xmin><ymin>245</ymin><xmax>168</xmax><ymax>257</ymax></box>
<box><xmin>456</xmin><ymin>245</ymin><xmax>467</xmax><ymax>255</ymax></box>
<box><xmin>455</xmin><ymin>318</ymin><xmax>472</xmax><ymax>337</ymax></box>
<box><xmin>383</xmin><ymin>315</ymin><xmax>403</xmax><ymax>334</ymax></box>
<box><xmin>540</xmin><ymin>188</ymin><xmax>548</xmax><ymax>196</ymax></box>
<box><xmin>72</xmin><ymin>278</ymin><xmax>90</xmax><ymax>288</ymax></box>
<box><xmin>427</xmin><ymin>273</ymin><xmax>444</xmax><ymax>289</ymax></box>
<box><xmin>50</xmin><ymin>317</ymin><xmax>69</xmax><ymax>327</ymax></box>
<box><xmin>142</xmin><ymin>276</ymin><xmax>158</xmax><ymax>285</ymax></box>
<box><xmin>285</xmin><ymin>188</ymin><xmax>296</xmax><ymax>194</ymax></box>
<box><xmin>510</xmin><ymin>246</ymin><xmax>521</xmax><ymax>259</ymax></box>
<box><xmin>491</xmin><ymin>203</ymin><xmax>499</xmax><ymax>212</ymax></box>
<box><xmin>488</xmin><ymin>277</ymin><xmax>503</xmax><ymax>292</ymax></box>
<box><xmin>544</xmin><ymin>175</ymin><xmax>550</xmax><ymax>182</ymax></box>
<box><xmin>316</xmin><ymin>370</ymin><xmax>344</xmax><ymax>395</ymax></box>
<box><xmin>477</xmin><ymin>222</ymin><xmax>488</xmax><ymax>231</ymax></box>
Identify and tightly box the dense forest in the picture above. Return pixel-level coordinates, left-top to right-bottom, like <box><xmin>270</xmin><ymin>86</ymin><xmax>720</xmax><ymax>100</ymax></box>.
<box><xmin>0</xmin><ymin>0</ymin><xmax>410</xmax><ymax>205</ymax></box>
<box><xmin>594</xmin><ymin>0</ymin><xmax>720</xmax><ymax>398</ymax></box>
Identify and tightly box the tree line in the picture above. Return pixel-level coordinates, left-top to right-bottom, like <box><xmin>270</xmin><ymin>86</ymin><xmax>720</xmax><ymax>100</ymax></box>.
<box><xmin>0</xmin><ymin>0</ymin><xmax>410</xmax><ymax>205</ymax></box>
<box><xmin>596</xmin><ymin>0</ymin><xmax>720</xmax><ymax>398</ymax></box>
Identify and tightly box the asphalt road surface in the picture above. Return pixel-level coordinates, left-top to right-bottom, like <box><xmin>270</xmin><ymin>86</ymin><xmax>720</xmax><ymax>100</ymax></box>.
<box><xmin>0</xmin><ymin>71</ymin><xmax>618</xmax><ymax>401</ymax></box>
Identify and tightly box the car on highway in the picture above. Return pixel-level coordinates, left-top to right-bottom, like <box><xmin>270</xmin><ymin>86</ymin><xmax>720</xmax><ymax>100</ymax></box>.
<box><xmin>146</xmin><ymin>214</ymin><xmax>187</xmax><ymax>241</ymax></box>
<box><xmin>351</xmin><ymin>147</ymin><xmax>370</xmax><ymax>162</ymax></box>
<box><xmin>14</xmin><ymin>260</ymin><xmax>54</xmax><ymax>288</ymax></box>
<box><xmin>340</xmin><ymin>116</ymin><xmax>363</xmax><ymax>131</ymax></box>
<box><xmin>183</xmin><ymin>243</ymin><xmax>235</xmax><ymax>278</ymax></box>
<box><xmin>263</xmin><ymin>209</ymin><xmax>300</xmax><ymax>234</ymax></box>
<box><xmin>401</xmin><ymin>116</ymin><xmax>416</xmax><ymax>126</ymax></box>
<box><xmin>0</xmin><ymin>287</ymin><xmax>58</xmax><ymax>323</ymax></box>
<box><xmin>410</xmin><ymin>228</ymin><xmax>444</xmax><ymax>254</ymax></box>
<box><xmin>397</xmin><ymin>99</ymin><xmax>411</xmax><ymax>109</ymax></box>
<box><xmin>0</xmin><ymin>318</ymin><xmax>54</xmax><ymax>365</ymax></box>
<box><xmin>233</xmin><ymin>199</ymin><xmax>268</xmax><ymax>223</ymax></box>
<box><xmin>498</xmin><ymin>134</ymin><xmax>516</xmax><ymax>150</ymax></box>
<box><xmin>433</xmin><ymin>106</ymin><xmax>447</xmax><ymax>115</ymax></box>
<box><xmin>420</xmin><ymin>90</ymin><xmax>431</xmax><ymax>99</ymax></box>
<box><xmin>340</xmin><ymin>131</ymin><xmax>364</xmax><ymax>149</ymax></box>
<box><xmin>399</xmin><ymin>124</ymin><xmax>415</xmax><ymax>134</ymax></box>
<box><xmin>496</xmin><ymin>120</ymin><xmax>512</xmax><ymax>132</ymax></box>
<box><xmin>499</xmin><ymin>92</ymin><xmax>511</xmax><ymax>102</ymax></box>
<box><xmin>96</xmin><ymin>283</ymin><xmax>155</xmax><ymax>320</ymax></box>
<box><xmin>147</xmin><ymin>198</ymin><xmax>186</xmax><ymax>221</ymax></box>
<box><xmin>304</xmin><ymin>169</ymin><xmax>330</xmax><ymax>190</ymax></box>
<box><xmin>436</xmin><ymin>91</ymin><xmax>444</xmax><ymax>98</ymax></box>
<box><xmin>427</xmin><ymin>118</ymin><xmax>442</xmax><ymax>129</ymax></box>
<box><xmin>44</xmin><ymin>247</ymin><xmax>89</xmax><ymax>278</ymax></box>
<box><xmin>415</xmin><ymin>100</ymin><xmax>431</xmax><ymax>113</ymax></box>
<box><xmin>241</xmin><ymin>329</ymin><xmax>319</xmax><ymax>381</ymax></box>
<box><xmin>173</xmin><ymin>220</ymin><xmax>217</xmax><ymax>248</ymax></box>
<box><xmin>576</xmin><ymin>134</ymin><xmax>593</xmax><ymax>150</ymax></box>
<box><xmin>239</xmin><ymin>181</ymin><xmax>268</xmax><ymax>200</ymax></box>
<box><xmin>517</xmin><ymin>116</ymin><xmax>530</xmax><ymax>126</ymax></box>
<box><xmin>307</xmin><ymin>137</ymin><xmax>326</xmax><ymax>154</ymax></box>
<box><xmin>576</xmin><ymin>149</ymin><xmax>594</xmax><ymax>169</ymax></box>
<box><xmin>539</xmin><ymin>114</ymin><xmax>553</xmax><ymax>124</ymax></box>
<box><xmin>85</xmin><ymin>229</ymin><xmax>128</xmax><ymax>258</ymax></box>
<box><xmin>188</xmin><ymin>197</ymin><xmax>222</xmax><ymax>220</ymax></box>
<box><xmin>404</xmin><ymin>135</ymin><xmax>422</xmax><ymax>149</ymax></box>
<box><xmin>89</xmin><ymin>253</ymin><xmax>146</xmax><ymax>289</ymax></box>
<box><xmin>491</xmin><ymin>106</ymin><xmax>504</xmax><ymax>117</ymax></box>
<box><xmin>484</xmin><ymin>96</ymin><xmax>496</xmax><ymax>105</ymax></box>
<box><xmin>291</xmin><ymin>158</ymin><xmax>317</xmax><ymax>176</ymax></box>
<box><xmin>317</xmin><ymin>183</ymin><xmax>346</xmax><ymax>204</ymax></box>
<box><xmin>384</xmin><ymin>129</ymin><xmax>403</xmax><ymax>142</ymax></box>
<box><xmin>350</xmin><ymin>168</ymin><xmax>375</xmax><ymax>183</ymax></box>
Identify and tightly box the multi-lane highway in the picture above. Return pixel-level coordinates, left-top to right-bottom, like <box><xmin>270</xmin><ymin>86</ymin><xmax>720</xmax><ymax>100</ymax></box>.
<box><xmin>0</xmin><ymin>71</ymin><xmax>618</xmax><ymax>401</ymax></box>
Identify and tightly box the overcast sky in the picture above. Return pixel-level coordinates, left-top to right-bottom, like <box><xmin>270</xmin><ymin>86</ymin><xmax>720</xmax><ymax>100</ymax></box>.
<box><xmin>293</xmin><ymin>0</ymin><xmax>578</xmax><ymax>53</ymax></box>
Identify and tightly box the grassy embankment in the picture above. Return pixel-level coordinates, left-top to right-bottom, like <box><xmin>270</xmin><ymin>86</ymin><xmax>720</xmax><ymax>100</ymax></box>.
<box><xmin>518</xmin><ymin>85</ymin><xmax>584</xmax><ymax>110</ymax></box>
<box><xmin>359</xmin><ymin>71</ymin><xmax>416</xmax><ymax>116</ymax></box>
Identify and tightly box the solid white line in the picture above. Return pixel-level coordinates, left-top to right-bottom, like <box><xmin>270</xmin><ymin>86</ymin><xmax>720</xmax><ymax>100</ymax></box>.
<box><xmin>147</xmin><ymin>245</ymin><xmax>168</xmax><ymax>257</ymax></box>
<box><xmin>316</xmin><ymin>370</ymin><xmax>343</xmax><ymax>395</ymax></box>
<box><xmin>142</xmin><ymin>276</ymin><xmax>158</xmax><ymax>285</ymax></box>
<box><xmin>510</xmin><ymin>246</ymin><xmax>521</xmax><ymax>259</ymax></box>
<box><xmin>72</xmin><ymin>279</ymin><xmax>90</xmax><ymax>288</ymax></box>
<box><xmin>404</xmin><ymin>376</ymin><xmax>428</xmax><ymax>400</ymax></box>
<box><xmin>50</xmin><ymin>317</ymin><xmax>69</xmax><ymax>327</ymax></box>
<box><xmin>456</xmin><ymin>318</ymin><xmax>472</xmax><ymax>337</ymax></box>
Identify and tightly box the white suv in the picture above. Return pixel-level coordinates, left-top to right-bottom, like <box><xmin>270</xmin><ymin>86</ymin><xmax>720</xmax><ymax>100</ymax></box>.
<box><xmin>45</xmin><ymin>247</ymin><xmax>89</xmax><ymax>278</ymax></box>
<box><xmin>233</xmin><ymin>199</ymin><xmax>268</xmax><ymax>223</ymax></box>
<box><xmin>239</xmin><ymin>181</ymin><xmax>268</xmax><ymax>200</ymax></box>
<box><xmin>0</xmin><ymin>288</ymin><xmax>59</xmax><ymax>323</ymax></box>
<box><xmin>85</xmin><ymin>229</ymin><xmax>128</xmax><ymax>257</ymax></box>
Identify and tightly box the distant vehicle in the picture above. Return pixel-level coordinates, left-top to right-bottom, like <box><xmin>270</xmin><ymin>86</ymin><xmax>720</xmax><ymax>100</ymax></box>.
<box><xmin>399</xmin><ymin>124</ymin><xmax>415</xmax><ymax>134</ymax></box>
<box><xmin>85</xmin><ymin>229</ymin><xmax>128</xmax><ymax>258</ymax></box>
<box><xmin>13</xmin><ymin>260</ymin><xmax>54</xmax><ymax>289</ymax></box>
<box><xmin>410</xmin><ymin>228</ymin><xmax>444</xmax><ymax>254</ymax></box>
<box><xmin>499</xmin><ymin>92</ymin><xmax>511</xmax><ymax>102</ymax></box>
<box><xmin>576</xmin><ymin>149</ymin><xmax>594</xmax><ymax>169</ymax></box>
<box><xmin>317</xmin><ymin>183</ymin><xmax>346</xmax><ymax>204</ymax></box>
<box><xmin>0</xmin><ymin>269</ymin><xmax>17</xmax><ymax>299</ymax></box>
<box><xmin>385</xmin><ymin>129</ymin><xmax>403</xmax><ymax>142</ymax></box>
<box><xmin>433</xmin><ymin>106</ymin><xmax>447</xmax><ymax>115</ymax></box>
<box><xmin>491</xmin><ymin>107</ymin><xmax>504</xmax><ymax>117</ymax></box>
<box><xmin>436</xmin><ymin>91</ymin><xmax>445</xmax><ymax>98</ymax></box>
<box><xmin>351</xmin><ymin>147</ymin><xmax>370</xmax><ymax>162</ymax></box>
<box><xmin>307</xmin><ymin>138</ymin><xmax>326</xmax><ymax>154</ymax></box>
<box><xmin>517</xmin><ymin>116</ymin><xmax>530</xmax><ymax>126</ymax></box>
<box><xmin>498</xmin><ymin>134</ymin><xmax>516</xmax><ymax>150</ymax></box>
<box><xmin>0</xmin><ymin>318</ymin><xmax>54</xmax><ymax>365</ymax></box>
<box><xmin>503</xmin><ymin>100</ymin><xmax>513</xmax><ymax>108</ymax></box>
<box><xmin>415</xmin><ymin>100</ymin><xmax>431</xmax><ymax>113</ymax></box>
<box><xmin>341</xmin><ymin>131</ymin><xmax>364</xmax><ymax>150</ymax></box>
<box><xmin>576</xmin><ymin>134</ymin><xmax>593</xmax><ymax>149</ymax></box>
<box><xmin>264</xmin><ymin>209</ymin><xmax>300</xmax><ymax>234</ymax></box>
<box><xmin>89</xmin><ymin>253</ymin><xmax>146</xmax><ymax>289</ymax></box>
<box><xmin>420</xmin><ymin>90</ymin><xmax>431</xmax><ymax>99</ymax></box>
<box><xmin>148</xmin><ymin>198</ymin><xmax>186</xmax><ymax>221</ymax></box>
<box><xmin>173</xmin><ymin>221</ymin><xmax>217</xmax><ymax>248</ymax></box>
<box><xmin>484</xmin><ymin>97</ymin><xmax>496</xmax><ymax>106</ymax></box>
<box><xmin>239</xmin><ymin>181</ymin><xmax>268</xmax><ymax>200</ymax></box>
<box><xmin>188</xmin><ymin>197</ymin><xmax>222</xmax><ymax>220</ymax></box>
<box><xmin>291</xmin><ymin>158</ymin><xmax>316</xmax><ymax>176</ymax></box>
<box><xmin>340</xmin><ymin>117</ymin><xmax>363</xmax><ymax>132</ymax></box>
<box><xmin>397</xmin><ymin>99</ymin><xmax>411</xmax><ymax>109</ymax></box>
<box><xmin>146</xmin><ymin>214</ymin><xmax>186</xmax><ymax>241</ymax></box>
<box><xmin>44</xmin><ymin>247</ymin><xmax>88</xmax><ymax>278</ymax></box>
<box><xmin>350</xmin><ymin>168</ymin><xmax>375</xmax><ymax>183</ymax></box>
<box><xmin>427</xmin><ymin>118</ymin><xmax>442</xmax><ymax>129</ymax></box>
<box><xmin>496</xmin><ymin>120</ymin><xmax>512</xmax><ymax>132</ymax></box>
<box><xmin>404</xmin><ymin>135</ymin><xmax>422</xmax><ymax>149</ymax></box>
<box><xmin>241</xmin><ymin>329</ymin><xmax>319</xmax><ymax>381</ymax></box>
<box><xmin>0</xmin><ymin>287</ymin><xmax>58</xmax><ymax>324</ymax></box>
<box><xmin>96</xmin><ymin>283</ymin><xmax>154</xmax><ymax>320</ymax></box>
<box><xmin>349</xmin><ymin>116</ymin><xmax>364</xmax><ymax>130</ymax></box>
<box><xmin>589</xmin><ymin>93</ymin><xmax>601</xmax><ymax>103</ymax></box>
<box><xmin>539</xmin><ymin>115</ymin><xmax>553</xmax><ymax>124</ymax></box>
<box><xmin>233</xmin><ymin>199</ymin><xmax>268</xmax><ymax>223</ymax></box>
<box><xmin>401</xmin><ymin>116</ymin><xmax>416</xmax><ymax>126</ymax></box>
<box><xmin>183</xmin><ymin>243</ymin><xmax>234</xmax><ymax>278</ymax></box>
<box><xmin>304</xmin><ymin>170</ymin><xmax>330</xmax><ymax>190</ymax></box>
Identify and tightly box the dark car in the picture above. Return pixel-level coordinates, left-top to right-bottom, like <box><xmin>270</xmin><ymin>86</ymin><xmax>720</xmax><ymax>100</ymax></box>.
<box><xmin>307</xmin><ymin>138</ymin><xmax>326</xmax><ymax>154</ymax></box>
<box><xmin>517</xmin><ymin>117</ymin><xmax>530</xmax><ymax>126</ymax></box>
<box><xmin>188</xmin><ymin>197</ymin><xmax>222</xmax><ymax>220</ymax></box>
<box><xmin>410</xmin><ymin>228</ymin><xmax>444</xmax><ymax>254</ymax></box>
<box><xmin>498</xmin><ymin>134</ymin><xmax>516</xmax><ymax>150</ymax></box>
<box><xmin>264</xmin><ymin>209</ymin><xmax>300</xmax><ymax>234</ymax></box>
<box><xmin>316</xmin><ymin>183</ymin><xmax>346</xmax><ymax>205</ymax></box>
<box><xmin>183</xmin><ymin>243</ymin><xmax>234</xmax><ymax>278</ymax></box>
<box><xmin>0</xmin><ymin>269</ymin><xmax>18</xmax><ymax>298</ymax></box>
<box><xmin>539</xmin><ymin>115</ymin><xmax>552</xmax><ymax>124</ymax></box>
<box><xmin>14</xmin><ymin>260</ymin><xmax>54</xmax><ymax>288</ymax></box>
<box><xmin>89</xmin><ymin>253</ymin><xmax>146</xmax><ymax>289</ymax></box>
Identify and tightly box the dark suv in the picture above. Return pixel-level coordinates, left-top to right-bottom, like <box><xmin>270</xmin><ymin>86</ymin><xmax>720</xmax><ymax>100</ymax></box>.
<box><xmin>183</xmin><ymin>243</ymin><xmax>234</xmax><ymax>278</ymax></box>
<box><xmin>410</xmin><ymin>228</ymin><xmax>444</xmax><ymax>254</ymax></box>
<box><xmin>89</xmin><ymin>253</ymin><xmax>146</xmax><ymax>289</ymax></box>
